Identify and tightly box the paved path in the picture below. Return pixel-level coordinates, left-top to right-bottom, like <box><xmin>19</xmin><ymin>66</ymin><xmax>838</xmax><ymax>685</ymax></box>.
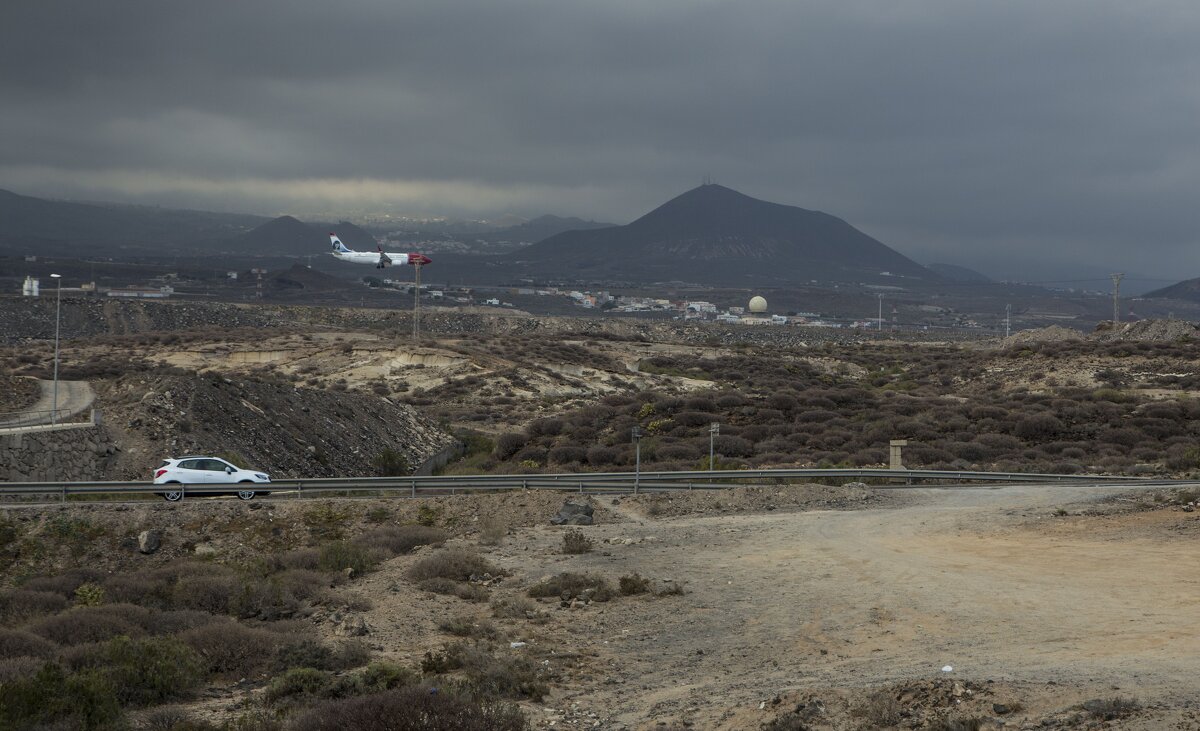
<box><xmin>0</xmin><ymin>380</ymin><xmax>94</xmax><ymax>428</ymax></box>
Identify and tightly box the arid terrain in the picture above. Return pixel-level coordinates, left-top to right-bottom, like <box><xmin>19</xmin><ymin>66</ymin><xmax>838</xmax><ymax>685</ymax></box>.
<box><xmin>2</xmin><ymin>483</ymin><xmax>1199</xmax><ymax>730</ymax></box>
<box><xmin>3</xmin><ymin>300</ymin><xmax>1200</xmax><ymax>729</ymax></box>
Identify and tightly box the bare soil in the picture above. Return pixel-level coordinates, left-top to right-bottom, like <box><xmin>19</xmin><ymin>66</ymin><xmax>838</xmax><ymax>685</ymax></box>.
<box><xmin>4</xmin><ymin>483</ymin><xmax>1200</xmax><ymax>729</ymax></box>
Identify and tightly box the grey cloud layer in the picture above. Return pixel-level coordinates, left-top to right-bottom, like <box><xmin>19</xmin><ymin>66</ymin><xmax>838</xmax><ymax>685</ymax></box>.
<box><xmin>3</xmin><ymin>1</ymin><xmax>1200</xmax><ymax>280</ymax></box>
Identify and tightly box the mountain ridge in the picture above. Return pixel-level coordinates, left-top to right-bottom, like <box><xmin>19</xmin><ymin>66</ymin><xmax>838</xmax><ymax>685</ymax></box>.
<box><xmin>514</xmin><ymin>184</ymin><xmax>938</xmax><ymax>285</ymax></box>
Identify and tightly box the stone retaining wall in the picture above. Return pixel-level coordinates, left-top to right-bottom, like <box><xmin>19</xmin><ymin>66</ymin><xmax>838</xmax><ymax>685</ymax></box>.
<box><xmin>0</xmin><ymin>425</ymin><xmax>118</xmax><ymax>482</ymax></box>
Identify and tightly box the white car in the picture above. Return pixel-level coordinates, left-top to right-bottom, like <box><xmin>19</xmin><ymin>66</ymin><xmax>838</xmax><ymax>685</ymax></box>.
<box><xmin>153</xmin><ymin>456</ymin><xmax>271</xmax><ymax>502</ymax></box>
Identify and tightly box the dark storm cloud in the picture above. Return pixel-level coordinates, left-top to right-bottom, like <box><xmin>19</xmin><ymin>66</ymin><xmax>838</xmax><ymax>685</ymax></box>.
<box><xmin>3</xmin><ymin>1</ymin><xmax>1200</xmax><ymax>280</ymax></box>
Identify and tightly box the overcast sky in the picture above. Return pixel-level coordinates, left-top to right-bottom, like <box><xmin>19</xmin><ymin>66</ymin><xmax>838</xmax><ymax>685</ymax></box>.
<box><xmin>3</xmin><ymin>0</ymin><xmax>1200</xmax><ymax>283</ymax></box>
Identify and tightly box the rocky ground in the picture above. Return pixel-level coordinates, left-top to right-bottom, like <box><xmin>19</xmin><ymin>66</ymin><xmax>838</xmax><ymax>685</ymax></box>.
<box><xmin>0</xmin><ymin>375</ymin><xmax>39</xmax><ymax>413</ymax></box>
<box><xmin>4</xmin><ymin>483</ymin><xmax>1199</xmax><ymax>730</ymax></box>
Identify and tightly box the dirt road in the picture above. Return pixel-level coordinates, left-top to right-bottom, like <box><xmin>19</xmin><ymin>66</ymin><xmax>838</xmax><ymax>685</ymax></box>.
<box><xmin>0</xmin><ymin>379</ymin><xmax>93</xmax><ymax>427</ymax></box>
<box><xmin>358</xmin><ymin>484</ymin><xmax>1200</xmax><ymax>728</ymax></box>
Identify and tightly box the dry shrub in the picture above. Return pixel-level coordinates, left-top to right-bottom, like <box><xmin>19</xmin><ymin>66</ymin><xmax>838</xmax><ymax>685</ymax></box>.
<box><xmin>61</xmin><ymin>635</ymin><xmax>203</xmax><ymax>707</ymax></box>
<box><xmin>102</xmin><ymin>573</ymin><xmax>171</xmax><ymax>608</ymax></box>
<box><xmin>279</xmin><ymin>547</ymin><xmax>322</xmax><ymax>571</ymax></box>
<box><xmin>0</xmin><ymin>629</ymin><xmax>57</xmax><ymax>659</ymax></box>
<box><xmin>928</xmin><ymin>719</ymin><xmax>985</xmax><ymax>731</ymax></box>
<box><xmin>417</xmin><ymin>578</ymin><xmax>490</xmax><ymax>602</ymax></box>
<box><xmin>291</xmin><ymin>686</ymin><xmax>527</xmax><ymax>731</ymax></box>
<box><xmin>139</xmin><ymin>706</ymin><xmax>212</xmax><ymax>731</ymax></box>
<box><xmin>274</xmin><ymin>639</ymin><xmax>371</xmax><ymax>672</ymax></box>
<box><xmin>0</xmin><ymin>589</ymin><xmax>68</xmax><ymax>623</ymax></box>
<box><xmin>274</xmin><ymin>569</ymin><xmax>336</xmax><ymax>603</ymax></box>
<box><xmin>1082</xmin><ymin>696</ymin><xmax>1141</xmax><ymax>720</ymax></box>
<box><xmin>407</xmin><ymin>550</ymin><xmax>498</xmax><ymax>582</ymax></box>
<box><xmin>172</xmin><ymin>574</ymin><xmax>238</xmax><ymax>614</ymax></box>
<box><xmin>618</xmin><ymin>573</ymin><xmax>651</xmax><ymax>596</ymax></box>
<box><xmin>0</xmin><ymin>656</ymin><xmax>44</xmax><ymax>684</ymax></box>
<box><xmin>490</xmin><ymin>597</ymin><xmax>540</xmax><ymax>620</ymax></box>
<box><xmin>179</xmin><ymin>620</ymin><xmax>284</xmax><ymax>676</ymax></box>
<box><xmin>27</xmin><ymin>607</ymin><xmax>145</xmax><ymax>646</ymax></box>
<box><xmin>20</xmin><ymin>568</ymin><xmax>106</xmax><ymax>597</ymax></box>
<box><xmin>420</xmin><ymin>642</ymin><xmax>548</xmax><ymax>701</ymax></box>
<box><xmin>144</xmin><ymin>609</ymin><xmax>224</xmax><ymax>636</ymax></box>
<box><xmin>317</xmin><ymin>541</ymin><xmax>378</xmax><ymax>575</ymax></box>
<box><xmin>477</xmin><ymin>518</ymin><xmax>507</xmax><ymax>546</ymax></box>
<box><xmin>438</xmin><ymin>616</ymin><xmax>501</xmax><ymax>639</ymax></box>
<box><xmin>356</xmin><ymin>525</ymin><xmax>447</xmax><ymax>555</ymax></box>
<box><xmin>527</xmin><ymin>573</ymin><xmax>614</xmax><ymax>602</ymax></box>
<box><xmin>853</xmin><ymin>690</ymin><xmax>901</xmax><ymax>727</ymax></box>
<box><xmin>561</xmin><ymin>528</ymin><xmax>592</xmax><ymax>554</ymax></box>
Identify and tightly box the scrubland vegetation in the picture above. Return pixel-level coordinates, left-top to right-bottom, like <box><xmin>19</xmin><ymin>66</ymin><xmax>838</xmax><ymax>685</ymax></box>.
<box><xmin>430</xmin><ymin>339</ymin><xmax>1200</xmax><ymax>476</ymax></box>
<box><xmin>0</xmin><ymin>522</ymin><xmax>553</xmax><ymax>730</ymax></box>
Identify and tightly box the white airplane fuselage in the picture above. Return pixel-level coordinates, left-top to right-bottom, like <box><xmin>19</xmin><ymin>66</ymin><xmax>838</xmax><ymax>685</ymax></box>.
<box><xmin>330</xmin><ymin>249</ymin><xmax>415</xmax><ymax>267</ymax></box>
<box><xmin>328</xmin><ymin>233</ymin><xmax>431</xmax><ymax>269</ymax></box>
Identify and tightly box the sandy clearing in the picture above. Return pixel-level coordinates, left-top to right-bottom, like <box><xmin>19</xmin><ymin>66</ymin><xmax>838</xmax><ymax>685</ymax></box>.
<box><xmin>349</xmin><ymin>484</ymin><xmax>1200</xmax><ymax>729</ymax></box>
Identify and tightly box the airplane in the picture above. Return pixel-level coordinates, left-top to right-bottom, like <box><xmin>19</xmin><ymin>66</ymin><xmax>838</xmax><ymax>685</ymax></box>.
<box><xmin>329</xmin><ymin>234</ymin><xmax>432</xmax><ymax>269</ymax></box>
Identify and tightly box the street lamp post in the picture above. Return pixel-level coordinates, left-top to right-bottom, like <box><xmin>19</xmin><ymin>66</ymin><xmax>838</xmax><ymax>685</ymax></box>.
<box><xmin>631</xmin><ymin>426</ymin><xmax>644</xmax><ymax>495</ymax></box>
<box><xmin>709</xmin><ymin>422</ymin><xmax>720</xmax><ymax>471</ymax></box>
<box><xmin>50</xmin><ymin>274</ymin><xmax>62</xmax><ymax>425</ymax></box>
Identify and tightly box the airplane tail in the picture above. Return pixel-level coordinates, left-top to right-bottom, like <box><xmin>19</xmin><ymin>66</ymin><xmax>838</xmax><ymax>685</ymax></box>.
<box><xmin>329</xmin><ymin>233</ymin><xmax>353</xmax><ymax>253</ymax></box>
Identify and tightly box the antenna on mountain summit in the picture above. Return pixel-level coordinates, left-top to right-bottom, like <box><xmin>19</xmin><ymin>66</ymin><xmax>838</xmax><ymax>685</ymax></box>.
<box><xmin>702</xmin><ymin>175</ymin><xmax>716</xmax><ymax>186</ymax></box>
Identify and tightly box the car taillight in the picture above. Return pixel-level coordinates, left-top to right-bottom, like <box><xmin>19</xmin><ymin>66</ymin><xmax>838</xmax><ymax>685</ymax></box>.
<box><xmin>155</xmin><ymin>469</ymin><xmax>168</xmax><ymax>478</ymax></box>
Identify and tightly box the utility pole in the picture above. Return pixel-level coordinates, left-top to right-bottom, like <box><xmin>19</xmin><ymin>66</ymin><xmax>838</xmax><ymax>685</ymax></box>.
<box><xmin>50</xmin><ymin>274</ymin><xmax>62</xmax><ymax>425</ymax></box>
<box><xmin>412</xmin><ymin>262</ymin><xmax>422</xmax><ymax>342</ymax></box>
<box><xmin>631</xmin><ymin>426</ymin><xmax>644</xmax><ymax>494</ymax></box>
<box><xmin>877</xmin><ymin>294</ymin><xmax>883</xmax><ymax>331</ymax></box>
<box><xmin>1005</xmin><ymin>304</ymin><xmax>1011</xmax><ymax>338</ymax></box>
<box><xmin>709</xmin><ymin>422</ymin><xmax>720</xmax><ymax>471</ymax></box>
<box><xmin>1111</xmin><ymin>273</ymin><xmax>1124</xmax><ymax>323</ymax></box>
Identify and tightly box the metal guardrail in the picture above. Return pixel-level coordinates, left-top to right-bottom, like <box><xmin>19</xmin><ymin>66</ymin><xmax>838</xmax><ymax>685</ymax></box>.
<box><xmin>0</xmin><ymin>467</ymin><xmax>1183</xmax><ymax>503</ymax></box>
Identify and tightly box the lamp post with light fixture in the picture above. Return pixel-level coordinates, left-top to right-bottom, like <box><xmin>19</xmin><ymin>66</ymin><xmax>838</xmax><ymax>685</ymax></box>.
<box><xmin>631</xmin><ymin>426</ymin><xmax>644</xmax><ymax>494</ymax></box>
<box><xmin>50</xmin><ymin>274</ymin><xmax>62</xmax><ymax>425</ymax></box>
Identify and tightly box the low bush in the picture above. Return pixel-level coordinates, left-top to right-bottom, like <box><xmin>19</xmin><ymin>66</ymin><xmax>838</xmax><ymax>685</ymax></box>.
<box><xmin>0</xmin><ymin>629</ymin><xmax>57</xmax><ymax>659</ymax></box>
<box><xmin>372</xmin><ymin>448</ymin><xmax>410</xmax><ymax>476</ymax></box>
<box><xmin>1082</xmin><ymin>696</ymin><xmax>1141</xmax><ymax>720</ymax></box>
<box><xmin>65</xmin><ymin>635</ymin><xmax>203</xmax><ymax>707</ymax></box>
<box><xmin>0</xmin><ymin>662</ymin><xmax>122</xmax><ymax>730</ymax></box>
<box><xmin>20</xmin><ymin>568</ymin><xmax>106</xmax><ymax>598</ymax></box>
<box><xmin>265</xmin><ymin>666</ymin><xmax>335</xmax><ymax>704</ymax></box>
<box><xmin>172</xmin><ymin>574</ymin><xmax>238</xmax><ymax>614</ymax></box>
<box><xmin>416</xmin><ymin>578</ymin><xmax>490</xmax><ymax>602</ymax></box>
<box><xmin>407</xmin><ymin>550</ymin><xmax>498</xmax><ymax>582</ymax></box>
<box><xmin>0</xmin><ymin>656</ymin><xmax>45</xmax><ymax>684</ymax></box>
<box><xmin>561</xmin><ymin>528</ymin><xmax>593</xmax><ymax>554</ymax></box>
<box><xmin>527</xmin><ymin>573</ymin><xmax>614</xmax><ymax>602</ymax></box>
<box><xmin>618</xmin><ymin>573</ymin><xmax>651</xmax><ymax>596</ymax></box>
<box><xmin>274</xmin><ymin>639</ymin><xmax>371</xmax><ymax>672</ymax></box>
<box><xmin>438</xmin><ymin>616</ymin><xmax>501</xmax><ymax>639</ymax></box>
<box><xmin>421</xmin><ymin>642</ymin><xmax>548</xmax><ymax>701</ymax></box>
<box><xmin>290</xmin><ymin>685</ymin><xmax>528</xmax><ymax>731</ymax></box>
<box><xmin>317</xmin><ymin>541</ymin><xmax>378</xmax><ymax>576</ymax></box>
<box><xmin>356</xmin><ymin>525</ymin><xmax>447</xmax><ymax>556</ymax></box>
<box><xmin>178</xmin><ymin>620</ymin><xmax>285</xmax><ymax>676</ymax></box>
<box><xmin>490</xmin><ymin>596</ymin><xmax>541</xmax><ymax>620</ymax></box>
<box><xmin>27</xmin><ymin>607</ymin><xmax>145</xmax><ymax>646</ymax></box>
<box><xmin>0</xmin><ymin>589</ymin><xmax>68</xmax><ymax>624</ymax></box>
<box><xmin>477</xmin><ymin>517</ymin><xmax>507</xmax><ymax>546</ymax></box>
<box><xmin>144</xmin><ymin>609</ymin><xmax>225</xmax><ymax>636</ymax></box>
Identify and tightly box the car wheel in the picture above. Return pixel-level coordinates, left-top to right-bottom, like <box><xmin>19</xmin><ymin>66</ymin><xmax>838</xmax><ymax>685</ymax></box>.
<box><xmin>162</xmin><ymin>488</ymin><xmax>184</xmax><ymax>502</ymax></box>
<box><xmin>236</xmin><ymin>487</ymin><xmax>257</xmax><ymax>501</ymax></box>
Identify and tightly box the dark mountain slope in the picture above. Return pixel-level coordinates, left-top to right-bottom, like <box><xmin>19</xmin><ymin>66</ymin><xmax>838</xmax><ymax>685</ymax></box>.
<box><xmin>0</xmin><ymin>188</ymin><xmax>265</xmax><ymax>254</ymax></box>
<box><xmin>237</xmin><ymin>217</ymin><xmax>376</xmax><ymax>256</ymax></box>
<box><xmin>514</xmin><ymin>185</ymin><xmax>937</xmax><ymax>285</ymax></box>
<box><xmin>1143</xmin><ymin>277</ymin><xmax>1200</xmax><ymax>303</ymax></box>
<box><xmin>927</xmin><ymin>262</ymin><xmax>993</xmax><ymax>283</ymax></box>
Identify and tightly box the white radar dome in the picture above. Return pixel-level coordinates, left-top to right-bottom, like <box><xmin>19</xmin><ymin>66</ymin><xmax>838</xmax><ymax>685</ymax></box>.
<box><xmin>748</xmin><ymin>296</ymin><xmax>768</xmax><ymax>313</ymax></box>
